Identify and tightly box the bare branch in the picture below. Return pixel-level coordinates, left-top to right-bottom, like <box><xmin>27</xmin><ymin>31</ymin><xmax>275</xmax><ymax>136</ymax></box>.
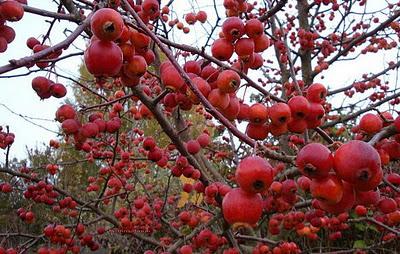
<box><xmin>22</xmin><ymin>4</ymin><xmax>80</xmax><ymax>22</ymax></box>
<box><xmin>0</xmin><ymin>13</ymin><xmax>92</xmax><ymax>75</ymax></box>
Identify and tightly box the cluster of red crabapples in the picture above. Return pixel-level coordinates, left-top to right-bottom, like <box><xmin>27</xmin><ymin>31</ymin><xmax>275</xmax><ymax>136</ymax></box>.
<box><xmin>4</xmin><ymin>0</ymin><xmax>66</xmax><ymax>69</ymax></box>
<box><xmin>42</xmin><ymin>223</ymin><xmax>100</xmax><ymax>253</ymax></box>
<box><xmin>17</xmin><ymin>208</ymin><xmax>35</xmax><ymax>224</ymax></box>
<box><xmin>297</xmin><ymin>28</ymin><xmax>319</xmax><ymax>50</ymax></box>
<box><xmin>222</xmin><ymin>155</ymin><xmax>274</xmax><ymax>227</ymax></box>
<box><xmin>350</xmin><ymin>112</ymin><xmax>400</xmax><ymax>163</ymax></box>
<box><xmin>211</xmin><ymin>16</ymin><xmax>269</xmax><ymax>70</ymax></box>
<box><xmin>160</xmin><ymin>8</ymin><xmax>207</xmax><ymax>33</ymax></box>
<box><xmin>113</xmin><ymin>196</ymin><xmax>165</xmax><ymax>234</ymax></box>
<box><xmin>296</xmin><ymin>140</ymin><xmax>384</xmax><ymax>214</ymax></box>
<box><xmin>56</xmin><ymin>104</ymin><xmax>122</xmax><ymax>151</ymax></box>
<box><xmin>0</xmin><ymin>0</ymin><xmax>25</xmax><ymax>53</ymax></box>
<box><xmin>223</xmin><ymin>0</ymin><xmax>255</xmax><ymax>17</ymax></box>
<box><xmin>23</xmin><ymin>180</ymin><xmax>59</xmax><ymax>205</ymax></box>
<box><xmin>169</xmin><ymin>155</ymin><xmax>201</xmax><ymax>182</ymax></box>
<box><xmin>0</xmin><ymin>126</ymin><xmax>14</xmax><ymax>149</ymax></box>
<box><xmin>0</xmin><ymin>182</ymin><xmax>12</xmax><ymax>193</ymax></box>
<box><xmin>375</xmin><ymin>116</ymin><xmax>400</xmax><ymax>163</ymax></box>
<box><xmin>244</xmin><ymin>82</ymin><xmax>327</xmax><ymax>140</ymax></box>
<box><xmin>220</xmin><ymin>115</ymin><xmax>400</xmax><ymax>227</ymax></box>
<box><xmin>31</xmin><ymin>76</ymin><xmax>67</xmax><ymax>100</ymax></box>
<box><xmin>25</xmin><ymin>36</ymin><xmax>64</xmax><ymax>69</ymax></box>
<box><xmin>83</xmin><ymin>5</ymin><xmax>157</xmax><ymax>83</ymax></box>
<box><xmin>184</xmin><ymin>11</ymin><xmax>207</xmax><ymax>25</ymax></box>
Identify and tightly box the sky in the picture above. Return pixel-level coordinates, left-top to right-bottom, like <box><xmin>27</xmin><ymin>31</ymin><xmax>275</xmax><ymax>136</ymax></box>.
<box><xmin>0</xmin><ymin>0</ymin><xmax>398</xmax><ymax>162</ymax></box>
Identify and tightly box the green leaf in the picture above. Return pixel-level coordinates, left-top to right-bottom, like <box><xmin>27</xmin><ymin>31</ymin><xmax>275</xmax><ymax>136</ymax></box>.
<box><xmin>180</xmin><ymin>225</ymin><xmax>192</xmax><ymax>236</ymax></box>
<box><xmin>367</xmin><ymin>224</ymin><xmax>379</xmax><ymax>233</ymax></box>
<box><xmin>355</xmin><ymin>222</ymin><xmax>366</xmax><ymax>231</ymax></box>
<box><xmin>353</xmin><ymin>240</ymin><xmax>366</xmax><ymax>249</ymax></box>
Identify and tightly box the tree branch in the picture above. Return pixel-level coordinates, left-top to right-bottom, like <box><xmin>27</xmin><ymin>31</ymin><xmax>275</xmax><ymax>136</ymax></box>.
<box><xmin>313</xmin><ymin>10</ymin><xmax>400</xmax><ymax>78</ymax></box>
<box><xmin>322</xmin><ymin>91</ymin><xmax>400</xmax><ymax>128</ymax></box>
<box><xmin>122</xmin><ymin>1</ymin><xmax>292</xmax><ymax>163</ymax></box>
<box><xmin>368</xmin><ymin>125</ymin><xmax>397</xmax><ymax>146</ymax></box>
<box><xmin>259</xmin><ymin>0</ymin><xmax>288</xmax><ymax>22</ymax></box>
<box><xmin>22</xmin><ymin>4</ymin><xmax>80</xmax><ymax>22</ymax></box>
<box><xmin>0</xmin><ymin>12</ymin><xmax>92</xmax><ymax>75</ymax></box>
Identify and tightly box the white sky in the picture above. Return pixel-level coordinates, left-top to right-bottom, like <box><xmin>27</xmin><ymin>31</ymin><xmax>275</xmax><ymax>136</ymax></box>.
<box><xmin>0</xmin><ymin>1</ymin><xmax>398</xmax><ymax>162</ymax></box>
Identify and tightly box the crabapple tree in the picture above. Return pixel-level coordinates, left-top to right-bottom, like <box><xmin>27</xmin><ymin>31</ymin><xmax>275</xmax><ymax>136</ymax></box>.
<box><xmin>1</xmin><ymin>0</ymin><xmax>400</xmax><ymax>253</ymax></box>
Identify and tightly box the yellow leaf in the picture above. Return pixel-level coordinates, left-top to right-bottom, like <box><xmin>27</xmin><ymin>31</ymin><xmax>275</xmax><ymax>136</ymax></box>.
<box><xmin>177</xmin><ymin>176</ymin><xmax>203</xmax><ymax>208</ymax></box>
